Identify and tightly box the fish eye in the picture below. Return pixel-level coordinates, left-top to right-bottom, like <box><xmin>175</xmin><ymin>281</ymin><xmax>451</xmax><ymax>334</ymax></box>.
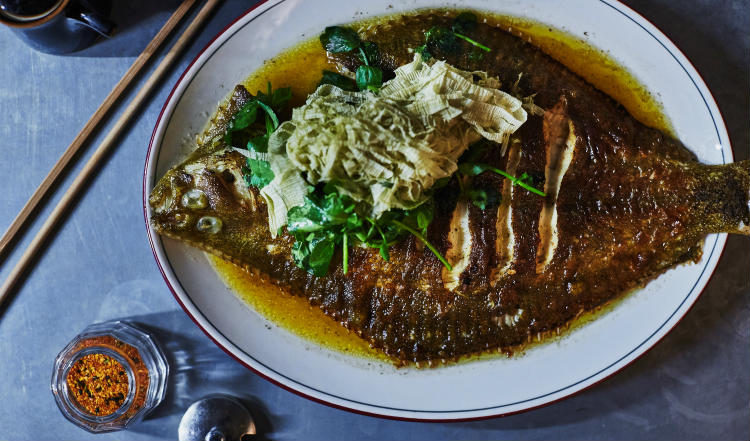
<box><xmin>182</xmin><ymin>189</ymin><xmax>208</xmax><ymax>209</ymax></box>
<box><xmin>174</xmin><ymin>212</ymin><xmax>190</xmax><ymax>228</ymax></box>
<box><xmin>196</xmin><ymin>216</ymin><xmax>222</xmax><ymax>234</ymax></box>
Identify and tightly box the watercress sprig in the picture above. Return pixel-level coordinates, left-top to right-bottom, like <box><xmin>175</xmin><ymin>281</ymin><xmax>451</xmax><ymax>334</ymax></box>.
<box><xmin>415</xmin><ymin>12</ymin><xmax>491</xmax><ymax>60</ymax></box>
<box><xmin>319</xmin><ymin>70</ymin><xmax>358</xmax><ymax>91</ymax></box>
<box><xmin>459</xmin><ymin>163</ymin><xmax>546</xmax><ymax>196</ymax></box>
<box><xmin>356</xmin><ymin>47</ymin><xmax>383</xmax><ymax>92</ymax></box>
<box><xmin>225</xmin><ymin>82</ymin><xmax>291</xmax><ymax>188</ymax></box>
<box><xmin>319</xmin><ymin>26</ymin><xmax>383</xmax><ymax>92</ymax></box>
<box><xmin>456</xmin><ymin>142</ymin><xmax>546</xmax><ymax>200</ymax></box>
<box><xmin>286</xmin><ymin>187</ymin><xmax>450</xmax><ymax>276</ymax></box>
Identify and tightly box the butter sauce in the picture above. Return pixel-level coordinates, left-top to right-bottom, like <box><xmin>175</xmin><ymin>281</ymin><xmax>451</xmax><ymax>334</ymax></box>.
<box><xmin>211</xmin><ymin>10</ymin><xmax>671</xmax><ymax>363</ymax></box>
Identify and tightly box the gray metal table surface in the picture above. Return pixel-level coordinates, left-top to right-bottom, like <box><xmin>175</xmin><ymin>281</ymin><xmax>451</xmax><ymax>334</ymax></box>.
<box><xmin>0</xmin><ymin>1</ymin><xmax>747</xmax><ymax>440</ymax></box>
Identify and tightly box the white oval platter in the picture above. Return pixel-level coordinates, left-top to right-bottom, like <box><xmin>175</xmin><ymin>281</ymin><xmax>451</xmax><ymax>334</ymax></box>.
<box><xmin>143</xmin><ymin>0</ymin><xmax>731</xmax><ymax>420</ymax></box>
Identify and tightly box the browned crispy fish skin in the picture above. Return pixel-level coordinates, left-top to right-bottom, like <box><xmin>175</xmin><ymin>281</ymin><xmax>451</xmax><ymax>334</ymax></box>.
<box><xmin>150</xmin><ymin>12</ymin><xmax>750</xmax><ymax>363</ymax></box>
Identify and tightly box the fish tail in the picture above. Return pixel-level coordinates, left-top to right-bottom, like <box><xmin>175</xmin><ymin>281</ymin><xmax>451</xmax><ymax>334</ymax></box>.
<box><xmin>697</xmin><ymin>159</ymin><xmax>750</xmax><ymax>235</ymax></box>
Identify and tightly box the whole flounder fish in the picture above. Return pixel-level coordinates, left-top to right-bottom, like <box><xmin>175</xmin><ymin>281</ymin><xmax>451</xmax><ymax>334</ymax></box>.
<box><xmin>150</xmin><ymin>12</ymin><xmax>750</xmax><ymax>364</ymax></box>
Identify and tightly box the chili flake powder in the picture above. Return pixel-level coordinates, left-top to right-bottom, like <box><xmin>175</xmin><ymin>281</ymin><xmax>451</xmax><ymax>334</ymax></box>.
<box><xmin>66</xmin><ymin>353</ymin><xmax>129</xmax><ymax>416</ymax></box>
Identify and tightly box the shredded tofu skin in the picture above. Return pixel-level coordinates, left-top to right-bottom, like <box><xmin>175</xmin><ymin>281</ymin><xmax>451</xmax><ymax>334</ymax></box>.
<box><xmin>261</xmin><ymin>54</ymin><xmax>527</xmax><ymax>232</ymax></box>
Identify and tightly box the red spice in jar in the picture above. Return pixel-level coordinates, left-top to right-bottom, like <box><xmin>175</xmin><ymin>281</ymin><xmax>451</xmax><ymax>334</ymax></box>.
<box><xmin>66</xmin><ymin>353</ymin><xmax>129</xmax><ymax>416</ymax></box>
<box><xmin>66</xmin><ymin>336</ymin><xmax>150</xmax><ymax>418</ymax></box>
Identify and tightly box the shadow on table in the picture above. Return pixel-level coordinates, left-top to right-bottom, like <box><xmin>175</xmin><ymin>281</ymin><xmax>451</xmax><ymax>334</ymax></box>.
<box><xmin>118</xmin><ymin>310</ymin><xmax>277</xmax><ymax>439</ymax></box>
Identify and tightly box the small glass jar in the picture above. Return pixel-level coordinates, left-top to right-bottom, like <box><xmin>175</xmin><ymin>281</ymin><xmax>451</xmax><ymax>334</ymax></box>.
<box><xmin>51</xmin><ymin>321</ymin><xmax>169</xmax><ymax>433</ymax></box>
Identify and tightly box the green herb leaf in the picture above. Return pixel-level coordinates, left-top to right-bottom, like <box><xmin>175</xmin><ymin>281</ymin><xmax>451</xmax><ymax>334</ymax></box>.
<box><xmin>255</xmin><ymin>101</ymin><xmax>279</xmax><ymax>131</ymax></box>
<box><xmin>307</xmin><ymin>235</ymin><xmax>336</xmax><ymax>276</ymax></box>
<box><xmin>230</xmin><ymin>102</ymin><xmax>259</xmax><ymax>132</ymax></box>
<box><xmin>320</xmin><ymin>26</ymin><xmax>361</xmax><ymax>53</ymax></box>
<box><xmin>245</xmin><ymin>157</ymin><xmax>274</xmax><ymax>188</ymax></box>
<box><xmin>468</xmin><ymin>47</ymin><xmax>485</xmax><ymax>62</ymax></box>
<box><xmin>415</xmin><ymin>43</ymin><xmax>431</xmax><ymax>60</ymax></box>
<box><xmin>224</xmin><ymin>83</ymin><xmax>290</xmax><ymax>147</ymax></box>
<box><xmin>356</xmin><ymin>65</ymin><xmax>383</xmax><ymax>92</ymax></box>
<box><xmin>425</xmin><ymin>26</ymin><xmax>459</xmax><ymax>52</ymax></box>
<box><xmin>286</xmin><ymin>191</ymin><xmax>365</xmax><ymax>276</ymax></box>
<box><xmin>415</xmin><ymin>16</ymin><xmax>490</xmax><ymax>61</ymax></box>
<box><xmin>319</xmin><ymin>70</ymin><xmax>358</xmax><ymax>91</ymax></box>
<box><xmin>287</xmin><ymin>199</ymin><xmax>326</xmax><ymax>233</ymax></box>
<box><xmin>270</xmin><ymin>87</ymin><xmax>292</xmax><ymax>108</ymax></box>
<box><xmin>458</xmin><ymin>162</ymin><xmax>546</xmax><ymax>196</ymax></box>
<box><xmin>226</xmin><ymin>84</ymin><xmax>291</xmax><ymax>188</ymax></box>
<box><xmin>402</xmin><ymin>201</ymin><xmax>434</xmax><ymax>236</ymax></box>
<box><xmin>453</xmin><ymin>32</ymin><xmax>491</xmax><ymax>52</ymax></box>
<box><xmin>452</xmin><ymin>12</ymin><xmax>478</xmax><ymax>34</ymax></box>
<box><xmin>254</xmin><ymin>83</ymin><xmax>292</xmax><ymax>110</ymax></box>
<box><xmin>358</xmin><ymin>41</ymin><xmax>380</xmax><ymax>66</ymax></box>
<box><xmin>284</xmin><ymin>187</ymin><xmax>453</xmax><ymax>276</ymax></box>
<box><xmin>458</xmin><ymin>162</ymin><xmax>491</xmax><ymax>177</ymax></box>
<box><xmin>391</xmin><ymin>219</ymin><xmax>452</xmax><ymax>271</ymax></box>
<box><xmin>247</xmin><ymin>132</ymin><xmax>269</xmax><ymax>153</ymax></box>
<box><xmin>466</xmin><ymin>188</ymin><xmax>488</xmax><ymax>209</ymax></box>
<box><xmin>291</xmin><ymin>234</ymin><xmax>336</xmax><ymax>277</ymax></box>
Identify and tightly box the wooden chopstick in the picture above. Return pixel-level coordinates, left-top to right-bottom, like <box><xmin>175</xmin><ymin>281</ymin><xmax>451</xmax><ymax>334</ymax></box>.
<box><xmin>0</xmin><ymin>0</ymin><xmax>197</xmax><ymax>262</ymax></box>
<box><xmin>0</xmin><ymin>0</ymin><xmax>222</xmax><ymax>306</ymax></box>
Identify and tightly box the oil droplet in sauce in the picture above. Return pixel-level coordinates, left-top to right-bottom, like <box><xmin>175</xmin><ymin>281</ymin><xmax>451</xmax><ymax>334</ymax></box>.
<box><xmin>210</xmin><ymin>11</ymin><xmax>672</xmax><ymax>363</ymax></box>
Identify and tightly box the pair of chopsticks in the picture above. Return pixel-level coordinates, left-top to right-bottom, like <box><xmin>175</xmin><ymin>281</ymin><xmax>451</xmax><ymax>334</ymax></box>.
<box><xmin>0</xmin><ymin>0</ymin><xmax>222</xmax><ymax>309</ymax></box>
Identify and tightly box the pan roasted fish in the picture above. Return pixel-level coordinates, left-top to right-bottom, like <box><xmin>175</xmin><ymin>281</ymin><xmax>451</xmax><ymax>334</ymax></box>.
<box><xmin>150</xmin><ymin>11</ymin><xmax>750</xmax><ymax>363</ymax></box>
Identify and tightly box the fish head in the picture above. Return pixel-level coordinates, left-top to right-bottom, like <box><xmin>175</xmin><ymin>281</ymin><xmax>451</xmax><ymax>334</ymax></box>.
<box><xmin>149</xmin><ymin>148</ymin><xmax>265</xmax><ymax>247</ymax></box>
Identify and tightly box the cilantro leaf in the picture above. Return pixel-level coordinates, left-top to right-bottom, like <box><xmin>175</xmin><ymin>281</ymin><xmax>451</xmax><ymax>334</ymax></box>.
<box><xmin>270</xmin><ymin>87</ymin><xmax>292</xmax><ymax>108</ymax></box>
<box><xmin>307</xmin><ymin>235</ymin><xmax>336</xmax><ymax>276</ymax></box>
<box><xmin>466</xmin><ymin>188</ymin><xmax>488</xmax><ymax>209</ymax></box>
<box><xmin>224</xmin><ymin>83</ymin><xmax>290</xmax><ymax>147</ymax></box>
<box><xmin>464</xmin><ymin>186</ymin><xmax>500</xmax><ymax>210</ymax></box>
<box><xmin>358</xmin><ymin>41</ymin><xmax>380</xmax><ymax>66</ymax></box>
<box><xmin>291</xmin><ymin>234</ymin><xmax>336</xmax><ymax>277</ymax></box>
<box><xmin>225</xmin><ymin>83</ymin><xmax>291</xmax><ymax>188</ymax></box>
<box><xmin>245</xmin><ymin>157</ymin><xmax>274</xmax><ymax>188</ymax></box>
<box><xmin>402</xmin><ymin>201</ymin><xmax>434</xmax><ymax>236</ymax></box>
<box><xmin>414</xmin><ymin>44</ymin><xmax>431</xmax><ymax>60</ymax></box>
<box><xmin>224</xmin><ymin>101</ymin><xmax>259</xmax><ymax>145</ymax></box>
<box><xmin>415</xmin><ymin>15</ymin><xmax>490</xmax><ymax>61</ymax></box>
<box><xmin>320</xmin><ymin>26</ymin><xmax>361</xmax><ymax>53</ymax></box>
<box><xmin>355</xmin><ymin>46</ymin><xmax>383</xmax><ymax>92</ymax></box>
<box><xmin>247</xmin><ymin>132</ymin><xmax>270</xmax><ymax>153</ymax></box>
<box><xmin>285</xmin><ymin>187</ymin><xmax>450</xmax><ymax>276</ymax></box>
<box><xmin>356</xmin><ymin>65</ymin><xmax>383</xmax><ymax>92</ymax></box>
<box><xmin>319</xmin><ymin>28</ymin><xmax>382</xmax><ymax>93</ymax></box>
<box><xmin>287</xmin><ymin>200</ymin><xmax>326</xmax><ymax>233</ymax></box>
<box><xmin>425</xmin><ymin>26</ymin><xmax>459</xmax><ymax>52</ymax></box>
<box><xmin>319</xmin><ymin>70</ymin><xmax>357</xmax><ymax>91</ymax></box>
<box><xmin>287</xmin><ymin>192</ymin><xmax>362</xmax><ymax>276</ymax></box>
<box><xmin>230</xmin><ymin>101</ymin><xmax>259</xmax><ymax>132</ymax></box>
<box><xmin>458</xmin><ymin>162</ymin><xmax>546</xmax><ymax>196</ymax></box>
